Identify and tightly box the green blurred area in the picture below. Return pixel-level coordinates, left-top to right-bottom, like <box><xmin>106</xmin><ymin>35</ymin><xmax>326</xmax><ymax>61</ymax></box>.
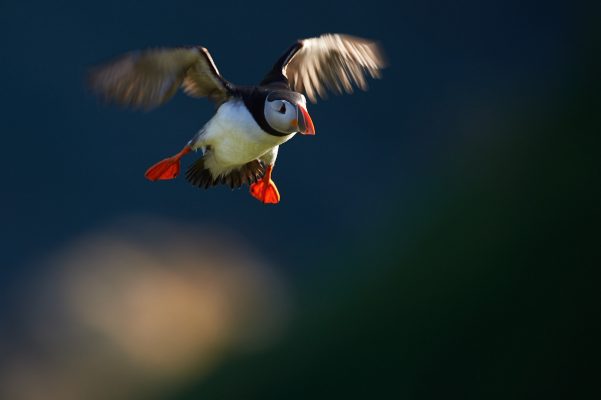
<box><xmin>172</xmin><ymin>32</ymin><xmax>600</xmax><ymax>400</ymax></box>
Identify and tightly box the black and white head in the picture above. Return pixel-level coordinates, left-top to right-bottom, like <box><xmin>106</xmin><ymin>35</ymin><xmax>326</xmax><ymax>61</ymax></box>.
<box><xmin>263</xmin><ymin>91</ymin><xmax>315</xmax><ymax>136</ymax></box>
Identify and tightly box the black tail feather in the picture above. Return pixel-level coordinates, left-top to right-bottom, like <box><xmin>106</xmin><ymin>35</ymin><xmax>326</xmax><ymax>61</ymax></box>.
<box><xmin>185</xmin><ymin>158</ymin><xmax>265</xmax><ymax>189</ymax></box>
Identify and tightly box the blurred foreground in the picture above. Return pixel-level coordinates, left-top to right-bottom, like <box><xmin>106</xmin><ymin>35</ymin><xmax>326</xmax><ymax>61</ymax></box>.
<box><xmin>1</xmin><ymin>220</ymin><xmax>287</xmax><ymax>400</ymax></box>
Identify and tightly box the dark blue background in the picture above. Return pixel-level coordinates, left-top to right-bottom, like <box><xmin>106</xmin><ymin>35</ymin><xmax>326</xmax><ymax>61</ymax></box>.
<box><xmin>0</xmin><ymin>0</ymin><xmax>573</xmax><ymax>274</ymax></box>
<box><xmin>1</xmin><ymin>0</ymin><xmax>599</xmax><ymax>398</ymax></box>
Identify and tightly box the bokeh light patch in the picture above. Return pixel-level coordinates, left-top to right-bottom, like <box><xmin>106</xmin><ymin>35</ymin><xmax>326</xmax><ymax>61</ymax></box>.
<box><xmin>1</xmin><ymin>218</ymin><xmax>288</xmax><ymax>400</ymax></box>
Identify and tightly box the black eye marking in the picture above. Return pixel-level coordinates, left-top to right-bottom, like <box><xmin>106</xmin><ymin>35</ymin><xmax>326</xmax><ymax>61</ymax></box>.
<box><xmin>278</xmin><ymin>103</ymin><xmax>286</xmax><ymax>114</ymax></box>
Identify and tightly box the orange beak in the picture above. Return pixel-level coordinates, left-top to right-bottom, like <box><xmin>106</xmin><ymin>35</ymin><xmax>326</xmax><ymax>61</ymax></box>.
<box><xmin>296</xmin><ymin>104</ymin><xmax>316</xmax><ymax>135</ymax></box>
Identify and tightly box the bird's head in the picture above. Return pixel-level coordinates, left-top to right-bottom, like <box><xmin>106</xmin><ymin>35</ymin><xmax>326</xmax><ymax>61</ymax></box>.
<box><xmin>264</xmin><ymin>91</ymin><xmax>315</xmax><ymax>136</ymax></box>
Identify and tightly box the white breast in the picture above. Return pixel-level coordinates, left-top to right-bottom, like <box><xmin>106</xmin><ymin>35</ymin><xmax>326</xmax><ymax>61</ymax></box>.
<box><xmin>195</xmin><ymin>100</ymin><xmax>294</xmax><ymax>175</ymax></box>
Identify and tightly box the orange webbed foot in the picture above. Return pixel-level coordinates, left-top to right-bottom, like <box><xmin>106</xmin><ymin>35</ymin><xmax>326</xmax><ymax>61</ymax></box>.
<box><xmin>144</xmin><ymin>146</ymin><xmax>191</xmax><ymax>181</ymax></box>
<box><xmin>250</xmin><ymin>179</ymin><xmax>280</xmax><ymax>204</ymax></box>
<box><xmin>249</xmin><ymin>165</ymin><xmax>280</xmax><ymax>204</ymax></box>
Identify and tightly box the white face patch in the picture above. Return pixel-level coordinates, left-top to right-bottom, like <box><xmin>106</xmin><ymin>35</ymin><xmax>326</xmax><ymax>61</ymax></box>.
<box><xmin>264</xmin><ymin>97</ymin><xmax>298</xmax><ymax>134</ymax></box>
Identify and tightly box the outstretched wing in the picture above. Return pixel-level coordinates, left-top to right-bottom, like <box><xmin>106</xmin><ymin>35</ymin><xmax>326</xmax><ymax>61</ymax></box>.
<box><xmin>89</xmin><ymin>47</ymin><xmax>232</xmax><ymax>109</ymax></box>
<box><xmin>262</xmin><ymin>34</ymin><xmax>386</xmax><ymax>103</ymax></box>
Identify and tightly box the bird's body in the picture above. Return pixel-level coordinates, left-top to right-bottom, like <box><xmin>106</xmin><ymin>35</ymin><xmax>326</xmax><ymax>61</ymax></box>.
<box><xmin>189</xmin><ymin>99</ymin><xmax>293</xmax><ymax>179</ymax></box>
<box><xmin>89</xmin><ymin>34</ymin><xmax>385</xmax><ymax>204</ymax></box>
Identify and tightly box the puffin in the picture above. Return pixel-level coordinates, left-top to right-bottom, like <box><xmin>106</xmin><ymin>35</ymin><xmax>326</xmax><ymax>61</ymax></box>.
<box><xmin>89</xmin><ymin>34</ymin><xmax>385</xmax><ymax>204</ymax></box>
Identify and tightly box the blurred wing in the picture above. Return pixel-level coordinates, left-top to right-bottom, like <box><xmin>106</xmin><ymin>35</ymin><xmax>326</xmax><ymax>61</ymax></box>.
<box><xmin>89</xmin><ymin>47</ymin><xmax>232</xmax><ymax>109</ymax></box>
<box><xmin>281</xmin><ymin>34</ymin><xmax>386</xmax><ymax>103</ymax></box>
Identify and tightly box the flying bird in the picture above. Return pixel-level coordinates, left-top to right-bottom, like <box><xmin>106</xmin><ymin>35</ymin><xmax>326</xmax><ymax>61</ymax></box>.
<box><xmin>89</xmin><ymin>34</ymin><xmax>385</xmax><ymax>204</ymax></box>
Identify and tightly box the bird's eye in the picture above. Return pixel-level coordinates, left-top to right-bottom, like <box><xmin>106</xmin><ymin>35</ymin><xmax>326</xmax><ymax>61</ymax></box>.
<box><xmin>278</xmin><ymin>103</ymin><xmax>286</xmax><ymax>114</ymax></box>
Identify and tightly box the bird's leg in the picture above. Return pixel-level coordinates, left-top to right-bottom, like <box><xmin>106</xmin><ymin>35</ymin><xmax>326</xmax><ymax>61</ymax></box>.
<box><xmin>250</xmin><ymin>165</ymin><xmax>281</xmax><ymax>204</ymax></box>
<box><xmin>144</xmin><ymin>145</ymin><xmax>192</xmax><ymax>181</ymax></box>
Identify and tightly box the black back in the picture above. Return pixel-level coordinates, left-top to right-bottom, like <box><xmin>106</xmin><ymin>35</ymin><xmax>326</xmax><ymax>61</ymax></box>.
<box><xmin>260</xmin><ymin>42</ymin><xmax>303</xmax><ymax>86</ymax></box>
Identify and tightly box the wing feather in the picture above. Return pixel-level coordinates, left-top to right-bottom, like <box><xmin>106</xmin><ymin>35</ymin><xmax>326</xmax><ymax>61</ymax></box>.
<box><xmin>281</xmin><ymin>34</ymin><xmax>385</xmax><ymax>103</ymax></box>
<box><xmin>88</xmin><ymin>47</ymin><xmax>231</xmax><ymax>109</ymax></box>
